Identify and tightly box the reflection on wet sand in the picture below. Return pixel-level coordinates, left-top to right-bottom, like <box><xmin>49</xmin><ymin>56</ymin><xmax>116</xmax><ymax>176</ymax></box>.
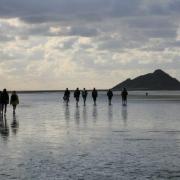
<box><xmin>11</xmin><ymin>114</ymin><xmax>19</xmax><ymax>135</ymax></box>
<box><xmin>0</xmin><ymin>115</ymin><xmax>9</xmax><ymax>141</ymax></box>
<box><xmin>64</xmin><ymin>105</ymin><xmax>70</xmax><ymax>126</ymax></box>
<box><xmin>74</xmin><ymin>106</ymin><xmax>80</xmax><ymax>126</ymax></box>
<box><xmin>121</xmin><ymin>106</ymin><xmax>128</xmax><ymax>127</ymax></box>
<box><xmin>82</xmin><ymin>106</ymin><xmax>87</xmax><ymax>125</ymax></box>
<box><xmin>108</xmin><ymin>105</ymin><xmax>113</xmax><ymax>122</ymax></box>
<box><xmin>92</xmin><ymin>105</ymin><xmax>98</xmax><ymax>123</ymax></box>
<box><xmin>63</xmin><ymin>104</ymin><xmax>128</xmax><ymax>127</ymax></box>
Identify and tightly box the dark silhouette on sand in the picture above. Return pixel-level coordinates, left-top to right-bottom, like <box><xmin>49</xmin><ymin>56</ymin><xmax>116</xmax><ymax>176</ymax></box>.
<box><xmin>92</xmin><ymin>88</ymin><xmax>98</xmax><ymax>105</ymax></box>
<box><xmin>1</xmin><ymin>89</ymin><xmax>9</xmax><ymax>115</ymax></box>
<box><xmin>107</xmin><ymin>89</ymin><xmax>113</xmax><ymax>105</ymax></box>
<box><xmin>64</xmin><ymin>88</ymin><xmax>70</xmax><ymax>106</ymax></box>
<box><xmin>113</xmin><ymin>69</ymin><xmax>180</xmax><ymax>90</ymax></box>
<box><xmin>121</xmin><ymin>88</ymin><xmax>128</xmax><ymax>106</ymax></box>
<box><xmin>74</xmin><ymin>88</ymin><xmax>80</xmax><ymax>106</ymax></box>
<box><xmin>0</xmin><ymin>91</ymin><xmax>2</xmax><ymax>114</ymax></box>
<box><xmin>82</xmin><ymin>88</ymin><xmax>88</xmax><ymax>106</ymax></box>
<box><xmin>10</xmin><ymin>91</ymin><xmax>19</xmax><ymax>114</ymax></box>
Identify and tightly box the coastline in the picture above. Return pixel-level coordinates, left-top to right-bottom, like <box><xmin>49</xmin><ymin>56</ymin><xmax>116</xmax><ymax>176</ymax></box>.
<box><xmin>10</xmin><ymin>89</ymin><xmax>180</xmax><ymax>94</ymax></box>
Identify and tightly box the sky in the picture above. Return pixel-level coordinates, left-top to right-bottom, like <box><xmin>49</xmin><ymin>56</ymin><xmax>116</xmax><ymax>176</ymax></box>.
<box><xmin>0</xmin><ymin>0</ymin><xmax>180</xmax><ymax>90</ymax></box>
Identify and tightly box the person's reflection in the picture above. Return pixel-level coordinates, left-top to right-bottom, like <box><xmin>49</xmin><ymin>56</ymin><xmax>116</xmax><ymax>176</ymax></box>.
<box><xmin>121</xmin><ymin>106</ymin><xmax>128</xmax><ymax>127</ymax></box>
<box><xmin>82</xmin><ymin>106</ymin><xmax>87</xmax><ymax>126</ymax></box>
<box><xmin>108</xmin><ymin>105</ymin><xmax>113</xmax><ymax>122</ymax></box>
<box><xmin>74</xmin><ymin>106</ymin><xmax>80</xmax><ymax>126</ymax></box>
<box><xmin>11</xmin><ymin>113</ymin><xmax>19</xmax><ymax>135</ymax></box>
<box><xmin>92</xmin><ymin>105</ymin><xmax>98</xmax><ymax>123</ymax></box>
<box><xmin>0</xmin><ymin>115</ymin><xmax>4</xmax><ymax>134</ymax></box>
<box><xmin>65</xmin><ymin>105</ymin><xmax>70</xmax><ymax>126</ymax></box>
<box><xmin>0</xmin><ymin>115</ymin><xmax>9</xmax><ymax>141</ymax></box>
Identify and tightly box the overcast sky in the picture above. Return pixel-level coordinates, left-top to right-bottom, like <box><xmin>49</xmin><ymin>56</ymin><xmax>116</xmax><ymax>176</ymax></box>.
<box><xmin>0</xmin><ymin>0</ymin><xmax>180</xmax><ymax>90</ymax></box>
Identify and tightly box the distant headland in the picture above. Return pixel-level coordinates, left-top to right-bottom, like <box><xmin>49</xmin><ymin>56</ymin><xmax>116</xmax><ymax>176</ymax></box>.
<box><xmin>112</xmin><ymin>69</ymin><xmax>180</xmax><ymax>91</ymax></box>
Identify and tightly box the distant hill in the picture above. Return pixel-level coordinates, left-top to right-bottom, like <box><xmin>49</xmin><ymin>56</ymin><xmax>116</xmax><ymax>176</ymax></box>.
<box><xmin>112</xmin><ymin>69</ymin><xmax>180</xmax><ymax>90</ymax></box>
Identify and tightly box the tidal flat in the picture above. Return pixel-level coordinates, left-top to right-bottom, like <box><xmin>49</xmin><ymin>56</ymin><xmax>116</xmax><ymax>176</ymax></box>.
<box><xmin>0</xmin><ymin>92</ymin><xmax>180</xmax><ymax>180</ymax></box>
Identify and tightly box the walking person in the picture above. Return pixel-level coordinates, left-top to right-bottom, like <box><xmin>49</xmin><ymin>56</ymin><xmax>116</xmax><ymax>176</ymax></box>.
<box><xmin>64</xmin><ymin>88</ymin><xmax>70</xmax><ymax>106</ymax></box>
<box><xmin>1</xmin><ymin>89</ymin><xmax>9</xmax><ymax>115</ymax></box>
<box><xmin>121</xmin><ymin>88</ymin><xmax>128</xmax><ymax>106</ymax></box>
<box><xmin>92</xmin><ymin>88</ymin><xmax>98</xmax><ymax>106</ymax></box>
<box><xmin>82</xmin><ymin>88</ymin><xmax>88</xmax><ymax>106</ymax></box>
<box><xmin>74</xmin><ymin>88</ymin><xmax>80</xmax><ymax>106</ymax></box>
<box><xmin>107</xmin><ymin>89</ymin><xmax>113</xmax><ymax>105</ymax></box>
<box><xmin>10</xmin><ymin>91</ymin><xmax>19</xmax><ymax>114</ymax></box>
<box><xmin>0</xmin><ymin>91</ymin><xmax>2</xmax><ymax>115</ymax></box>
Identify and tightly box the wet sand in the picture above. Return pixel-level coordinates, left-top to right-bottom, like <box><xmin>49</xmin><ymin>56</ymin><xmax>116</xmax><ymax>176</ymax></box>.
<box><xmin>0</xmin><ymin>92</ymin><xmax>180</xmax><ymax>179</ymax></box>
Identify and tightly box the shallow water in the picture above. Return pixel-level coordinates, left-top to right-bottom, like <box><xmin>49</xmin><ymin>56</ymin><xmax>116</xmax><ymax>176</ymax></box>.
<box><xmin>0</xmin><ymin>92</ymin><xmax>180</xmax><ymax>180</ymax></box>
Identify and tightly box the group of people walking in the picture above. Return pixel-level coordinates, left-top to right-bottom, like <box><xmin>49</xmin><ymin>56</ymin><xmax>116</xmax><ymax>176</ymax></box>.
<box><xmin>63</xmin><ymin>87</ymin><xmax>128</xmax><ymax>106</ymax></box>
<box><xmin>0</xmin><ymin>89</ymin><xmax>19</xmax><ymax>115</ymax></box>
<box><xmin>0</xmin><ymin>88</ymin><xmax>127</xmax><ymax>115</ymax></box>
<box><xmin>63</xmin><ymin>88</ymin><xmax>96</xmax><ymax>106</ymax></box>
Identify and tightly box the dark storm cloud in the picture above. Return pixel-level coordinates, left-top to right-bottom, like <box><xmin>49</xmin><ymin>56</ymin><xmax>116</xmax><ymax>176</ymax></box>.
<box><xmin>0</xmin><ymin>0</ymin><xmax>111</xmax><ymax>23</ymax></box>
<box><xmin>127</xmin><ymin>17</ymin><xmax>175</xmax><ymax>29</ymax></box>
<box><xmin>109</xmin><ymin>0</ymin><xmax>142</xmax><ymax>17</ymax></box>
<box><xmin>0</xmin><ymin>0</ymin><xmax>179</xmax><ymax>39</ymax></box>
<box><xmin>68</xmin><ymin>26</ymin><xmax>98</xmax><ymax>37</ymax></box>
<box><xmin>26</xmin><ymin>24</ymin><xmax>98</xmax><ymax>37</ymax></box>
<box><xmin>97</xmin><ymin>37</ymin><xmax>140</xmax><ymax>50</ymax></box>
<box><xmin>144</xmin><ymin>28</ymin><xmax>177</xmax><ymax>38</ymax></box>
<box><xmin>169</xmin><ymin>0</ymin><xmax>180</xmax><ymax>13</ymax></box>
<box><xmin>0</xmin><ymin>0</ymin><xmax>146</xmax><ymax>23</ymax></box>
<box><xmin>1</xmin><ymin>0</ymin><xmax>178</xmax><ymax>22</ymax></box>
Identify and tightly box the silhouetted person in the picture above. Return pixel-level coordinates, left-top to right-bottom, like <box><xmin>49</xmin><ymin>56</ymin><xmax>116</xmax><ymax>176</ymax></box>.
<box><xmin>92</xmin><ymin>88</ymin><xmax>98</xmax><ymax>105</ymax></box>
<box><xmin>107</xmin><ymin>89</ymin><xmax>113</xmax><ymax>105</ymax></box>
<box><xmin>1</xmin><ymin>89</ymin><xmax>9</xmax><ymax>115</ymax></box>
<box><xmin>0</xmin><ymin>91</ymin><xmax>2</xmax><ymax>115</ymax></box>
<box><xmin>74</xmin><ymin>88</ymin><xmax>80</xmax><ymax>106</ymax></box>
<box><xmin>146</xmin><ymin>92</ymin><xmax>148</xmax><ymax>96</ymax></box>
<box><xmin>10</xmin><ymin>91</ymin><xmax>19</xmax><ymax>114</ymax></box>
<box><xmin>121</xmin><ymin>88</ymin><xmax>128</xmax><ymax>106</ymax></box>
<box><xmin>64</xmin><ymin>88</ymin><xmax>70</xmax><ymax>106</ymax></box>
<box><xmin>82</xmin><ymin>88</ymin><xmax>88</xmax><ymax>106</ymax></box>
